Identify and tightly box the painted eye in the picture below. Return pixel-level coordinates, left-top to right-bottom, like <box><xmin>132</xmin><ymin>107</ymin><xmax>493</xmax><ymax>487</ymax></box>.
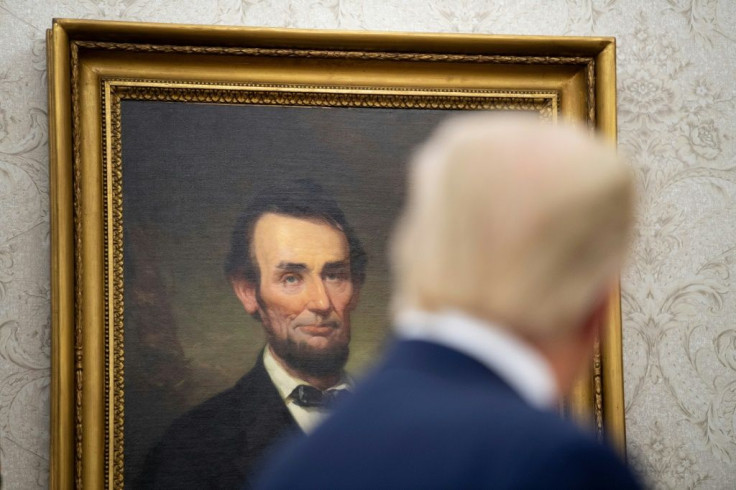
<box><xmin>283</xmin><ymin>274</ymin><xmax>301</xmax><ymax>285</ymax></box>
<box><xmin>324</xmin><ymin>271</ymin><xmax>349</xmax><ymax>282</ymax></box>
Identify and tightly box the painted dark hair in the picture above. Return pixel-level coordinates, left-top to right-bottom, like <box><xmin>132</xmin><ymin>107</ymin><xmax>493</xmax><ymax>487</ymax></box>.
<box><xmin>225</xmin><ymin>179</ymin><xmax>367</xmax><ymax>287</ymax></box>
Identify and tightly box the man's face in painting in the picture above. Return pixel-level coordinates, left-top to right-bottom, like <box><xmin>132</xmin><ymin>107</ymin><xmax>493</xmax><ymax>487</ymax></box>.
<box><xmin>232</xmin><ymin>212</ymin><xmax>357</xmax><ymax>377</ymax></box>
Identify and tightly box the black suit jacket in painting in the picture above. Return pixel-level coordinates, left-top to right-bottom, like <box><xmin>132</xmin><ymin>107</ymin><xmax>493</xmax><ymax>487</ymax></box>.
<box><xmin>138</xmin><ymin>353</ymin><xmax>300</xmax><ymax>489</ymax></box>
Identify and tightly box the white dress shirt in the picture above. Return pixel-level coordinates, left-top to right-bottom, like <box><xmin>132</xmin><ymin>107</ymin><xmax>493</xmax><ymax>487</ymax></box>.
<box><xmin>394</xmin><ymin>309</ymin><xmax>559</xmax><ymax>410</ymax></box>
<box><xmin>263</xmin><ymin>347</ymin><xmax>352</xmax><ymax>433</ymax></box>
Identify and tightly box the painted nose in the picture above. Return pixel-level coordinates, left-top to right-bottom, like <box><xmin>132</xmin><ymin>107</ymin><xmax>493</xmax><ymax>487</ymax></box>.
<box><xmin>306</xmin><ymin>279</ymin><xmax>331</xmax><ymax>314</ymax></box>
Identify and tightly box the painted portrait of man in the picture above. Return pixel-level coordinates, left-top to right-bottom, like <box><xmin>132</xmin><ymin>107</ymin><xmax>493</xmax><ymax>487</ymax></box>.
<box><xmin>119</xmin><ymin>101</ymin><xmax>452</xmax><ymax>488</ymax></box>
<box><xmin>137</xmin><ymin>180</ymin><xmax>366</xmax><ymax>487</ymax></box>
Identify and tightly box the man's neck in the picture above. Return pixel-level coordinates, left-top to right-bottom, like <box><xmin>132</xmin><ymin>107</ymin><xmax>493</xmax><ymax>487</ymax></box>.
<box><xmin>394</xmin><ymin>309</ymin><xmax>560</xmax><ymax>409</ymax></box>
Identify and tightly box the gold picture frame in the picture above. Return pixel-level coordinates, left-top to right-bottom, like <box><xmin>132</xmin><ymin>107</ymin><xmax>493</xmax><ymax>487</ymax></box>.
<box><xmin>48</xmin><ymin>19</ymin><xmax>623</xmax><ymax>489</ymax></box>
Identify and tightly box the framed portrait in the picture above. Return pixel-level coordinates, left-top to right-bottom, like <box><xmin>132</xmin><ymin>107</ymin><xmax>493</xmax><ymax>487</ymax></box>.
<box><xmin>47</xmin><ymin>19</ymin><xmax>623</xmax><ymax>489</ymax></box>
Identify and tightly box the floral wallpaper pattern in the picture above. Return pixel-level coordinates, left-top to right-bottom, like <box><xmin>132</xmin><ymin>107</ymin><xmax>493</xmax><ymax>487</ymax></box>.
<box><xmin>0</xmin><ymin>0</ymin><xmax>734</xmax><ymax>488</ymax></box>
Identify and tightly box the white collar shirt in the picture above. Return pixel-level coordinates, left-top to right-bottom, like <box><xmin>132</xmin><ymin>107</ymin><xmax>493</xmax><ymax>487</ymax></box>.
<box><xmin>263</xmin><ymin>346</ymin><xmax>352</xmax><ymax>433</ymax></box>
<box><xmin>394</xmin><ymin>309</ymin><xmax>559</xmax><ymax>410</ymax></box>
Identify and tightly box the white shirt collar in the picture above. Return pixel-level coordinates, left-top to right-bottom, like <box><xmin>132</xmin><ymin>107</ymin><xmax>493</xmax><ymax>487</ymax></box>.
<box><xmin>394</xmin><ymin>309</ymin><xmax>559</xmax><ymax>410</ymax></box>
<box><xmin>262</xmin><ymin>346</ymin><xmax>351</xmax><ymax>433</ymax></box>
<box><xmin>262</xmin><ymin>346</ymin><xmax>351</xmax><ymax>402</ymax></box>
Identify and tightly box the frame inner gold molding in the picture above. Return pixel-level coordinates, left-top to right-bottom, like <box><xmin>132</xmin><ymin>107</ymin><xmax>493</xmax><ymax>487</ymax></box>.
<box><xmin>103</xmin><ymin>82</ymin><xmax>561</xmax><ymax>487</ymax></box>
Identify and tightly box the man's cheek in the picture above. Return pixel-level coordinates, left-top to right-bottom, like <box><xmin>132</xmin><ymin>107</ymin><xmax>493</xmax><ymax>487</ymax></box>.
<box><xmin>265</xmin><ymin>295</ymin><xmax>303</xmax><ymax>317</ymax></box>
<box><xmin>338</xmin><ymin>294</ymin><xmax>358</xmax><ymax>314</ymax></box>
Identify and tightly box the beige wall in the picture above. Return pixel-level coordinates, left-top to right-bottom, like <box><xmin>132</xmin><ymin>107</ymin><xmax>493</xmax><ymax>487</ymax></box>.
<box><xmin>1</xmin><ymin>1</ymin><xmax>735</xmax><ymax>488</ymax></box>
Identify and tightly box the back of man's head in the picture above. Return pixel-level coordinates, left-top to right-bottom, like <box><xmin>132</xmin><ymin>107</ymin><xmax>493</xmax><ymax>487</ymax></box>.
<box><xmin>391</xmin><ymin>113</ymin><xmax>635</xmax><ymax>340</ymax></box>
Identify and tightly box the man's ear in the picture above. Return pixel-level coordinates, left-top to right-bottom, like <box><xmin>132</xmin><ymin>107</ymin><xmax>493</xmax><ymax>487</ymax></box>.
<box><xmin>232</xmin><ymin>278</ymin><xmax>259</xmax><ymax>315</ymax></box>
<box><xmin>580</xmin><ymin>290</ymin><xmax>609</xmax><ymax>345</ymax></box>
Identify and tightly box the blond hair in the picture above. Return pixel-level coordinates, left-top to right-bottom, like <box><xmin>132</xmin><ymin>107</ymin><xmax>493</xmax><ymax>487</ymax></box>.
<box><xmin>391</xmin><ymin>113</ymin><xmax>635</xmax><ymax>339</ymax></box>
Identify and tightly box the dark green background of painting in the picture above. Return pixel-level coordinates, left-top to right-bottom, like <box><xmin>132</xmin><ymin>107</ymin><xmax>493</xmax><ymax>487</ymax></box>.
<box><xmin>120</xmin><ymin>100</ymin><xmax>454</xmax><ymax>485</ymax></box>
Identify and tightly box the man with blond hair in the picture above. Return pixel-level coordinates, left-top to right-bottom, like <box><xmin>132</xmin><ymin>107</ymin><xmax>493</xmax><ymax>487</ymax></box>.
<box><xmin>254</xmin><ymin>114</ymin><xmax>642</xmax><ymax>489</ymax></box>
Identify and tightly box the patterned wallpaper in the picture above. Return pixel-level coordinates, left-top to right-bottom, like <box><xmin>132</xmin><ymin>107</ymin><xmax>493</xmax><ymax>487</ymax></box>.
<box><xmin>0</xmin><ymin>0</ymin><xmax>734</xmax><ymax>488</ymax></box>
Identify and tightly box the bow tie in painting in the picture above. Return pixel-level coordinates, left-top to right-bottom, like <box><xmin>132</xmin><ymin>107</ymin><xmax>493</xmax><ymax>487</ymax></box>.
<box><xmin>290</xmin><ymin>385</ymin><xmax>350</xmax><ymax>408</ymax></box>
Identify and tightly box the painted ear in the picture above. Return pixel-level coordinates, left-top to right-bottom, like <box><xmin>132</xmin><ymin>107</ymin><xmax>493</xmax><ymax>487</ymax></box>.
<box><xmin>232</xmin><ymin>278</ymin><xmax>259</xmax><ymax>315</ymax></box>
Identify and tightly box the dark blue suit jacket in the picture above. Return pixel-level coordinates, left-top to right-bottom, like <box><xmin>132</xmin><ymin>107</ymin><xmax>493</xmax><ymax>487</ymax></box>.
<box><xmin>254</xmin><ymin>340</ymin><xmax>641</xmax><ymax>489</ymax></box>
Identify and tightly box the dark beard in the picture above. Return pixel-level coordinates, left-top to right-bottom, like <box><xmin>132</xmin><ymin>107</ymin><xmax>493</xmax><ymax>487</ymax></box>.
<box><xmin>268</xmin><ymin>336</ymin><xmax>349</xmax><ymax>378</ymax></box>
<box><xmin>256</xmin><ymin>288</ymin><xmax>349</xmax><ymax>378</ymax></box>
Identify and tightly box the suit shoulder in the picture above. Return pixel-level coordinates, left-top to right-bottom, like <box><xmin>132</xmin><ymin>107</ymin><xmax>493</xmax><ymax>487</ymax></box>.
<box><xmin>166</xmin><ymin>365</ymin><xmax>268</xmax><ymax>435</ymax></box>
<box><xmin>136</xmin><ymin>370</ymin><xmax>268</xmax><ymax>489</ymax></box>
<box><xmin>141</xmin><ymin>390</ymin><xmax>237</xmax><ymax>474</ymax></box>
<box><xmin>168</xmin><ymin>386</ymin><xmax>241</xmax><ymax>436</ymax></box>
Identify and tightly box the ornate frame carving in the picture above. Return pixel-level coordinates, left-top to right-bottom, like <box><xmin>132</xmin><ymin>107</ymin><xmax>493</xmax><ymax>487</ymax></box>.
<box><xmin>48</xmin><ymin>19</ymin><xmax>621</xmax><ymax>489</ymax></box>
